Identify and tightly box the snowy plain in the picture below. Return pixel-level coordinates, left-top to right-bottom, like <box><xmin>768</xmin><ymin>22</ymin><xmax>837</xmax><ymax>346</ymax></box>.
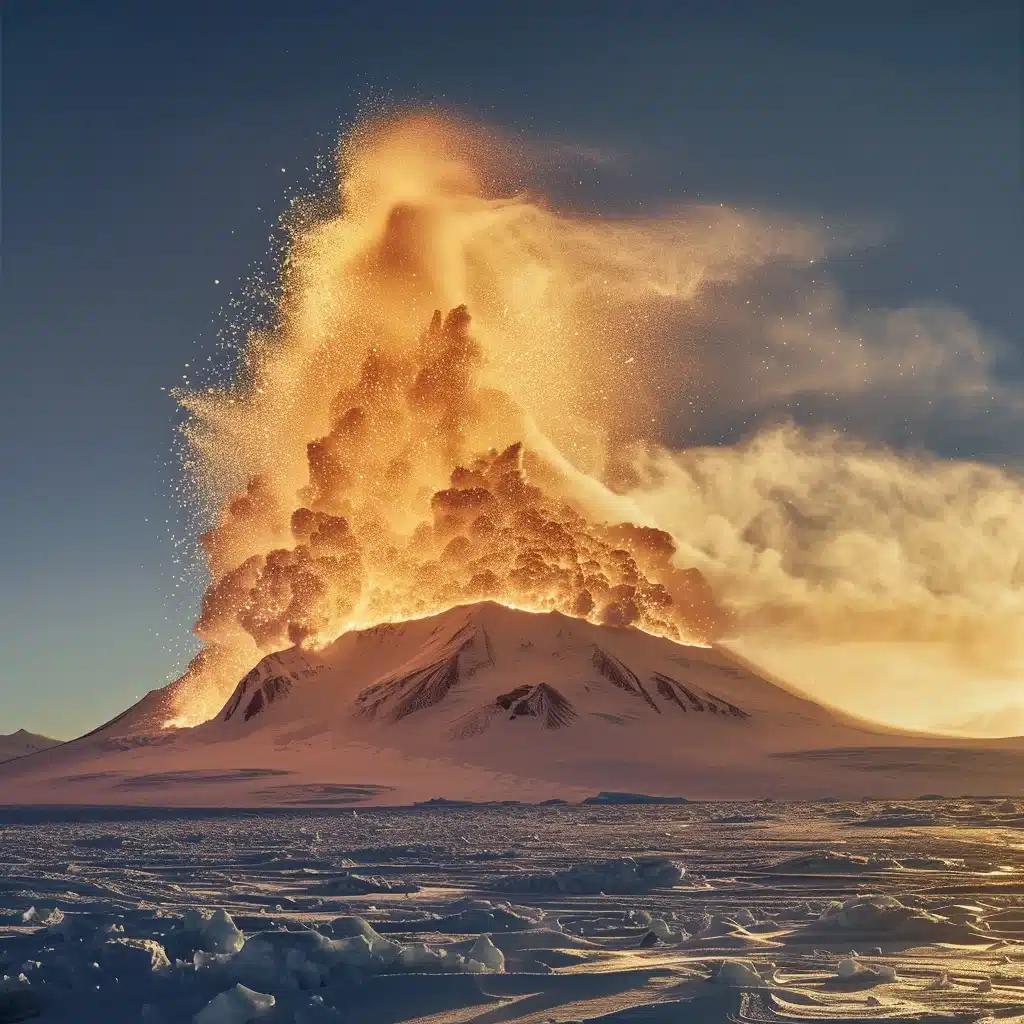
<box><xmin>2</xmin><ymin>799</ymin><xmax>1024</xmax><ymax>1023</ymax></box>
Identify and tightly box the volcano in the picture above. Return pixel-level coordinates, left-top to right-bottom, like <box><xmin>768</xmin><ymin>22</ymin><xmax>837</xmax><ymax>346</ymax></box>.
<box><xmin>3</xmin><ymin>603</ymin><xmax>1022</xmax><ymax>806</ymax></box>
<box><xmin>218</xmin><ymin>601</ymin><xmax>757</xmax><ymax>737</ymax></box>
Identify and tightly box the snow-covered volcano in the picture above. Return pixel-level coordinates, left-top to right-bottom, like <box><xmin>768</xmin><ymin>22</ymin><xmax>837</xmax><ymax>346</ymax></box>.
<box><xmin>2</xmin><ymin>603</ymin><xmax>1023</xmax><ymax>806</ymax></box>
<box><xmin>216</xmin><ymin>601</ymin><xmax>768</xmax><ymax>737</ymax></box>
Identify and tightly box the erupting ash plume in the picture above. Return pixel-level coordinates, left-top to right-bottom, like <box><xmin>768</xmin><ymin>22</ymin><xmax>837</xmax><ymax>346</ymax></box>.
<box><xmin>169</xmin><ymin>112</ymin><xmax>1024</xmax><ymax>731</ymax></box>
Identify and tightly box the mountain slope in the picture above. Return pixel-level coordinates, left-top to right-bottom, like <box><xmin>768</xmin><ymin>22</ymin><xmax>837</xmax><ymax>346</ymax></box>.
<box><xmin>2</xmin><ymin>603</ymin><xmax>1022</xmax><ymax>805</ymax></box>
<box><xmin>210</xmin><ymin>602</ymin><xmax>844</xmax><ymax>749</ymax></box>
<box><xmin>0</xmin><ymin>729</ymin><xmax>60</xmax><ymax>763</ymax></box>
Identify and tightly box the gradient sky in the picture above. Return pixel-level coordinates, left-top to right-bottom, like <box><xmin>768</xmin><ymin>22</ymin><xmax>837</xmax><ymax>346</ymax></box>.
<box><xmin>2</xmin><ymin>0</ymin><xmax>1020</xmax><ymax>739</ymax></box>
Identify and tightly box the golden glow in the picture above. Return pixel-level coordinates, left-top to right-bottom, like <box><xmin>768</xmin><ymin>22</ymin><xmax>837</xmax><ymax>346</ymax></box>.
<box><xmin>170</xmin><ymin>113</ymin><xmax>791</xmax><ymax>724</ymax></box>
<box><xmin>167</xmin><ymin>112</ymin><xmax>1024</xmax><ymax>732</ymax></box>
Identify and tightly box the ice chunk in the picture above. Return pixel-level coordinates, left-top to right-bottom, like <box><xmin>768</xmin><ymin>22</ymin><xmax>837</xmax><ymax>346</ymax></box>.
<box><xmin>713</xmin><ymin>959</ymin><xmax>771</xmax><ymax>987</ymax></box>
<box><xmin>326</xmin><ymin>917</ymin><xmax>400</xmax><ymax>961</ymax></box>
<box><xmin>194</xmin><ymin>950</ymin><xmax>233</xmax><ymax>970</ymax></box>
<box><xmin>206</xmin><ymin>909</ymin><xmax>246</xmax><ymax>954</ymax></box>
<box><xmin>194</xmin><ymin>983</ymin><xmax>275</xmax><ymax>1023</ymax></box>
<box><xmin>329</xmin><ymin>934</ymin><xmax>373</xmax><ymax>966</ymax></box>
<box><xmin>643</xmin><ymin>916</ymin><xmax>688</xmax><ymax>942</ymax></box>
<box><xmin>327</xmin><ymin>915</ymin><xmax>380</xmax><ymax>941</ymax></box>
<box><xmin>183</xmin><ymin>908</ymin><xmax>246</xmax><ymax>954</ymax></box>
<box><xmin>467</xmin><ymin>934</ymin><xmax>504</xmax><ymax>972</ymax></box>
<box><xmin>20</xmin><ymin>906</ymin><xmax>64</xmax><ymax>926</ymax></box>
<box><xmin>812</xmin><ymin>894</ymin><xmax>982</xmax><ymax>942</ymax></box>
<box><xmin>397</xmin><ymin>942</ymin><xmax>449</xmax><ymax>969</ymax></box>
<box><xmin>836</xmin><ymin>957</ymin><xmax>861</xmax><ymax>979</ymax></box>
<box><xmin>835</xmin><ymin>956</ymin><xmax>898</xmax><ymax>984</ymax></box>
<box><xmin>898</xmin><ymin>855</ymin><xmax>955</xmax><ymax>869</ymax></box>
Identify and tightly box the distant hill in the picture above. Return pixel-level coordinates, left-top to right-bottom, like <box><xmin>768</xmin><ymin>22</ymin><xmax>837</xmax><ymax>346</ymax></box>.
<box><xmin>0</xmin><ymin>729</ymin><xmax>60</xmax><ymax>763</ymax></box>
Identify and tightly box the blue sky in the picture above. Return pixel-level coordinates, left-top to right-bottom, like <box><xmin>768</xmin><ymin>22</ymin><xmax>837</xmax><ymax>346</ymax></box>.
<box><xmin>2</xmin><ymin>0</ymin><xmax>1020</xmax><ymax>738</ymax></box>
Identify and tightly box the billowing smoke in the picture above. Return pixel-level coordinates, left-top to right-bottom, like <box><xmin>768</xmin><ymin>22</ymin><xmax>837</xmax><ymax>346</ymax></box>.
<box><xmin>169</xmin><ymin>112</ymin><xmax>1024</xmax><ymax>732</ymax></box>
<box><xmin>188</xmin><ymin>304</ymin><xmax>725</xmax><ymax>709</ymax></box>
<box><xmin>627</xmin><ymin>426</ymin><xmax>1024</xmax><ymax>655</ymax></box>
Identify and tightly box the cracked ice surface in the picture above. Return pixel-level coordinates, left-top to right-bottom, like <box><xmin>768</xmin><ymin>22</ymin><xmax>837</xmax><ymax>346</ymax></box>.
<box><xmin>1</xmin><ymin>799</ymin><xmax>1024</xmax><ymax>1021</ymax></box>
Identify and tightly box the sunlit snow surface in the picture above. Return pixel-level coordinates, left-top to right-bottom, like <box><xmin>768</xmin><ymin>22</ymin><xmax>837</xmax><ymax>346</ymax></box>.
<box><xmin>2</xmin><ymin>800</ymin><xmax>1023</xmax><ymax>1022</ymax></box>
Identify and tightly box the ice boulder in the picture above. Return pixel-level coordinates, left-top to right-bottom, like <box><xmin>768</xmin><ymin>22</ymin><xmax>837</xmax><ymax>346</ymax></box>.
<box><xmin>836</xmin><ymin>957</ymin><xmax>861</xmax><ymax>979</ymax></box>
<box><xmin>812</xmin><ymin>895</ymin><xmax>984</xmax><ymax>944</ymax></box>
<box><xmin>831</xmin><ymin>950</ymin><xmax>897</xmax><ymax>983</ymax></box>
<box><xmin>326</xmin><ymin>915</ymin><xmax>381</xmax><ymax>941</ymax></box>
<box><xmin>194</xmin><ymin>983</ymin><xmax>275</xmax><ymax>1023</ymax></box>
<box><xmin>20</xmin><ymin>906</ymin><xmax>64</xmax><ymax>926</ymax></box>
<box><xmin>326</xmin><ymin>917</ymin><xmax>402</xmax><ymax>962</ymax></box>
<box><xmin>713</xmin><ymin>959</ymin><xmax>772</xmax><ymax>987</ymax></box>
<box><xmin>329</xmin><ymin>934</ymin><xmax>374</xmax><ymax>967</ymax></box>
<box><xmin>467</xmin><ymin>934</ymin><xmax>505</xmax><ymax>972</ymax></box>
<box><xmin>183</xmin><ymin>908</ymin><xmax>246</xmax><ymax>954</ymax></box>
<box><xmin>640</xmin><ymin>916</ymin><xmax>688</xmax><ymax>943</ymax></box>
<box><xmin>222</xmin><ymin>923</ymin><xmax>406</xmax><ymax>987</ymax></box>
<box><xmin>396</xmin><ymin>942</ymin><xmax>450</xmax><ymax>970</ymax></box>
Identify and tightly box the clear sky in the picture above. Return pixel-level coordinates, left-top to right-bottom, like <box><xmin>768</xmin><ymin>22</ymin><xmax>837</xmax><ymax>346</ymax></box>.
<box><xmin>2</xmin><ymin>0</ymin><xmax>1020</xmax><ymax>739</ymax></box>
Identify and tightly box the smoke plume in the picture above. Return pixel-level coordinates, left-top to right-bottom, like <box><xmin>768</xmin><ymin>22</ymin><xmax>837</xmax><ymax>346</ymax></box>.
<box><xmin>169</xmin><ymin>113</ymin><xmax>1024</xmax><ymax>732</ymax></box>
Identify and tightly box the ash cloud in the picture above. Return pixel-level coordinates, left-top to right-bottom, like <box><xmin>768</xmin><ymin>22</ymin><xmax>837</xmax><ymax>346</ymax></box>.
<box><xmin>169</xmin><ymin>112</ymin><xmax>1024</xmax><ymax>732</ymax></box>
